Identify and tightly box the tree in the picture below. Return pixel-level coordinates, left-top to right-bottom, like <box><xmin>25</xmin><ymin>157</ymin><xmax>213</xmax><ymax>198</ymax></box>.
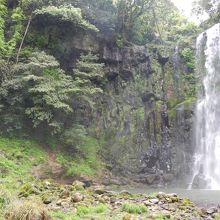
<box><xmin>115</xmin><ymin>0</ymin><xmax>155</xmax><ymax>43</ymax></box>
<box><xmin>71</xmin><ymin>0</ymin><xmax>116</xmax><ymax>33</ymax></box>
<box><xmin>0</xmin><ymin>52</ymin><xmax>75</xmax><ymax>133</ymax></box>
<box><xmin>193</xmin><ymin>0</ymin><xmax>219</xmax><ymax>15</ymax></box>
<box><xmin>33</xmin><ymin>5</ymin><xmax>98</xmax><ymax>31</ymax></box>
<box><xmin>0</xmin><ymin>0</ymin><xmax>24</xmax><ymax>60</ymax></box>
<box><xmin>0</xmin><ymin>51</ymin><xmax>105</xmax><ymax>135</ymax></box>
<box><xmin>74</xmin><ymin>52</ymin><xmax>105</xmax><ymax>88</ymax></box>
<box><xmin>16</xmin><ymin>3</ymin><xmax>98</xmax><ymax>63</ymax></box>
<box><xmin>0</xmin><ymin>0</ymin><xmax>7</xmax><ymax>55</ymax></box>
<box><xmin>113</xmin><ymin>0</ymin><xmax>188</xmax><ymax>45</ymax></box>
<box><xmin>193</xmin><ymin>0</ymin><xmax>220</xmax><ymax>24</ymax></box>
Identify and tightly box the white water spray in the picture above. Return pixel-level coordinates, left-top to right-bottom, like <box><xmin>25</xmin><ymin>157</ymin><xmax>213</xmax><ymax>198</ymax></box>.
<box><xmin>193</xmin><ymin>24</ymin><xmax>220</xmax><ymax>189</ymax></box>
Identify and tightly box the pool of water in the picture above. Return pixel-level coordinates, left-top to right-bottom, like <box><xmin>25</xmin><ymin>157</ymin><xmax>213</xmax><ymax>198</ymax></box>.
<box><xmin>115</xmin><ymin>187</ymin><xmax>220</xmax><ymax>207</ymax></box>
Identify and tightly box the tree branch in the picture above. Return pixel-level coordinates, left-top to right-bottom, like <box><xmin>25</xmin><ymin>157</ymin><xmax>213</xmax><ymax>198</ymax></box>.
<box><xmin>16</xmin><ymin>14</ymin><xmax>32</xmax><ymax>64</ymax></box>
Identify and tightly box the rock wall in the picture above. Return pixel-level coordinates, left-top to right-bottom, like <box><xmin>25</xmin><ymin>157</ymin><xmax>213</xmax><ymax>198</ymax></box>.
<box><xmin>169</xmin><ymin>100</ymin><xmax>195</xmax><ymax>186</ymax></box>
<box><xmin>32</xmin><ymin>25</ymin><xmax>195</xmax><ymax>186</ymax></box>
<box><xmin>98</xmin><ymin>43</ymin><xmax>195</xmax><ymax>186</ymax></box>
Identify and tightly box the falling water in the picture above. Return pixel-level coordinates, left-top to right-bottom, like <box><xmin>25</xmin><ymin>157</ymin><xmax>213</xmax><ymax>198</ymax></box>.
<box><xmin>193</xmin><ymin>24</ymin><xmax>220</xmax><ymax>189</ymax></box>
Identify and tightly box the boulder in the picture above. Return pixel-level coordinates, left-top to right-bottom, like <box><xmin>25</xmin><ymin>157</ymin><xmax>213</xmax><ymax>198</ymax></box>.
<box><xmin>72</xmin><ymin>180</ymin><xmax>85</xmax><ymax>190</ymax></box>
<box><xmin>71</xmin><ymin>192</ymin><xmax>84</xmax><ymax>203</ymax></box>
<box><xmin>150</xmin><ymin>198</ymin><xmax>159</xmax><ymax>204</ymax></box>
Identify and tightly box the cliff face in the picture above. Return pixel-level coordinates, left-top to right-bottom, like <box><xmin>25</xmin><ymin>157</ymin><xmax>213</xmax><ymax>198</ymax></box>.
<box><xmin>33</xmin><ymin>25</ymin><xmax>195</xmax><ymax>186</ymax></box>
<box><xmin>99</xmin><ymin>44</ymin><xmax>195</xmax><ymax>186</ymax></box>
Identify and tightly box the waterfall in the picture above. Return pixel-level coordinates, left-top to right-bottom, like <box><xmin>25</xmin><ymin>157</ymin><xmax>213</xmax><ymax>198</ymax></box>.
<box><xmin>192</xmin><ymin>23</ymin><xmax>220</xmax><ymax>189</ymax></box>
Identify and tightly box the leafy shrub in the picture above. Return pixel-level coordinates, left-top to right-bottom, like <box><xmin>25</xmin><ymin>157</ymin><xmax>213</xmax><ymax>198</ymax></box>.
<box><xmin>58</xmin><ymin>132</ymin><xmax>101</xmax><ymax>177</ymax></box>
<box><xmin>61</xmin><ymin>125</ymin><xmax>87</xmax><ymax>150</ymax></box>
<box><xmin>0</xmin><ymin>51</ymin><xmax>106</xmax><ymax>135</ymax></box>
<box><xmin>0</xmin><ymin>52</ymin><xmax>74</xmax><ymax>134</ymax></box>
<box><xmin>181</xmin><ymin>48</ymin><xmax>195</xmax><ymax>72</ymax></box>
<box><xmin>74</xmin><ymin>52</ymin><xmax>105</xmax><ymax>91</ymax></box>
<box><xmin>34</xmin><ymin>5</ymin><xmax>98</xmax><ymax>31</ymax></box>
<box><xmin>0</xmin><ymin>3</ymin><xmax>24</xmax><ymax>58</ymax></box>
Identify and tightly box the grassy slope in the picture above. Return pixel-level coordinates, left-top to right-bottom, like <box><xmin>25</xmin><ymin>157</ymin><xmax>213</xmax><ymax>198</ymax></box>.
<box><xmin>57</xmin><ymin>136</ymin><xmax>102</xmax><ymax>177</ymax></box>
<box><xmin>0</xmin><ymin>136</ymin><xmax>120</xmax><ymax>219</ymax></box>
<box><xmin>0</xmin><ymin>137</ymin><xmax>45</xmax><ymax>190</ymax></box>
<box><xmin>0</xmin><ymin>136</ymin><xmax>103</xmax><ymax>219</ymax></box>
<box><xmin>0</xmin><ymin>137</ymin><xmax>45</xmax><ymax>216</ymax></box>
<box><xmin>0</xmin><ymin>137</ymin><xmax>218</xmax><ymax>220</ymax></box>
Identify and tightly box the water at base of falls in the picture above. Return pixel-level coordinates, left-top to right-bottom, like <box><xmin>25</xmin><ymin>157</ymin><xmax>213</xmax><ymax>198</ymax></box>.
<box><xmin>192</xmin><ymin>23</ymin><xmax>220</xmax><ymax>190</ymax></box>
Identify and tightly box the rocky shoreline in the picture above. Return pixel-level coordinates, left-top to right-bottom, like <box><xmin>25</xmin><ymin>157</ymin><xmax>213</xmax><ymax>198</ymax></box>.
<box><xmin>3</xmin><ymin>180</ymin><xmax>220</xmax><ymax>219</ymax></box>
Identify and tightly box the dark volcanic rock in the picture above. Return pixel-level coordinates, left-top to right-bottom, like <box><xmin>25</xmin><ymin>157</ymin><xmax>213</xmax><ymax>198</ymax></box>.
<box><xmin>30</xmin><ymin>24</ymin><xmax>196</xmax><ymax>186</ymax></box>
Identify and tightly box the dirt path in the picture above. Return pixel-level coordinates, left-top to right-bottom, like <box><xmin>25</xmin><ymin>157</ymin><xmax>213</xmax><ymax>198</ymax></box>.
<box><xmin>31</xmin><ymin>150</ymin><xmax>74</xmax><ymax>184</ymax></box>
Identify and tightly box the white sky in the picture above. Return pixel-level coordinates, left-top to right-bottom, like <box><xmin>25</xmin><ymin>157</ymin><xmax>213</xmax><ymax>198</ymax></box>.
<box><xmin>171</xmin><ymin>0</ymin><xmax>194</xmax><ymax>18</ymax></box>
<box><xmin>171</xmin><ymin>0</ymin><xmax>208</xmax><ymax>23</ymax></box>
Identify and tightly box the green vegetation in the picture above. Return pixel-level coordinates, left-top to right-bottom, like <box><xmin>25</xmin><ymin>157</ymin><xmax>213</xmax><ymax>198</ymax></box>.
<box><xmin>50</xmin><ymin>211</ymin><xmax>75</xmax><ymax>220</ymax></box>
<box><xmin>0</xmin><ymin>136</ymin><xmax>45</xmax><ymax>216</ymax></box>
<box><xmin>0</xmin><ymin>136</ymin><xmax>216</xmax><ymax>220</ymax></box>
<box><xmin>0</xmin><ymin>0</ymin><xmax>199</xmax><ymax>140</ymax></box>
<box><xmin>76</xmin><ymin>204</ymin><xmax>109</xmax><ymax>217</ymax></box>
<box><xmin>0</xmin><ymin>0</ymin><xmax>7</xmax><ymax>53</ymax></box>
<box><xmin>121</xmin><ymin>202</ymin><xmax>148</xmax><ymax>214</ymax></box>
<box><xmin>74</xmin><ymin>53</ymin><xmax>105</xmax><ymax>89</ymax></box>
<box><xmin>193</xmin><ymin>0</ymin><xmax>220</xmax><ymax>28</ymax></box>
<box><xmin>5</xmin><ymin>198</ymin><xmax>51</xmax><ymax>220</ymax></box>
<box><xmin>182</xmin><ymin>198</ymin><xmax>194</xmax><ymax>206</ymax></box>
<box><xmin>0</xmin><ymin>1</ymin><xmax>24</xmax><ymax>58</ymax></box>
<box><xmin>0</xmin><ymin>188</ymin><xmax>11</xmax><ymax>217</ymax></box>
<box><xmin>0</xmin><ymin>51</ymin><xmax>104</xmax><ymax>135</ymax></box>
<box><xmin>183</xmin><ymin>73</ymin><xmax>197</xmax><ymax>97</ymax></box>
<box><xmin>50</xmin><ymin>204</ymin><xmax>110</xmax><ymax>219</ymax></box>
<box><xmin>154</xmin><ymin>213</ymin><xmax>171</xmax><ymax>220</ymax></box>
<box><xmin>0</xmin><ymin>52</ymin><xmax>74</xmax><ymax>134</ymax></box>
<box><xmin>181</xmin><ymin>48</ymin><xmax>195</xmax><ymax>72</ymax></box>
<box><xmin>34</xmin><ymin>5</ymin><xmax>98</xmax><ymax>31</ymax></box>
<box><xmin>0</xmin><ymin>137</ymin><xmax>44</xmax><ymax>189</ymax></box>
<box><xmin>0</xmin><ymin>0</ymin><xmax>215</xmax><ymax>218</ymax></box>
<box><xmin>58</xmin><ymin>133</ymin><xmax>101</xmax><ymax>177</ymax></box>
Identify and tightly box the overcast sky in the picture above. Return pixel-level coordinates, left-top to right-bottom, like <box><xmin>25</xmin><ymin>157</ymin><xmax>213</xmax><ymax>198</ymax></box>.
<box><xmin>171</xmin><ymin>0</ymin><xmax>207</xmax><ymax>23</ymax></box>
<box><xmin>171</xmin><ymin>0</ymin><xmax>194</xmax><ymax>18</ymax></box>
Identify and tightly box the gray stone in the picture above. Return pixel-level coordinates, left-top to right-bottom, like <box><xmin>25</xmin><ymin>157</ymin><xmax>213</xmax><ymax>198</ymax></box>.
<box><xmin>150</xmin><ymin>198</ymin><xmax>159</xmax><ymax>204</ymax></box>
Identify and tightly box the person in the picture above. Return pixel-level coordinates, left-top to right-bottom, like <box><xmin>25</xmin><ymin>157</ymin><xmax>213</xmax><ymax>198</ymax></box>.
<box><xmin>192</xmin><ymin>165</ymin><xmax>207</xmax><ymax>189</ymax></box>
